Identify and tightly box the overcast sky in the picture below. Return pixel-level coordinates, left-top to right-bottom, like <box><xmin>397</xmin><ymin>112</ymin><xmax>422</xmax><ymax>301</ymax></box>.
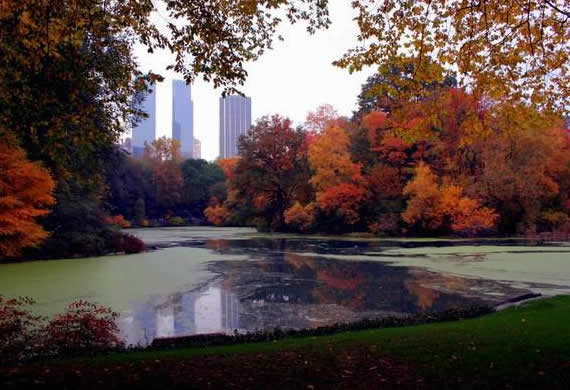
<box><xmin>133</xmin><ymin>0</ymin><xmax>374</xmax><ymax>161</ymax></box>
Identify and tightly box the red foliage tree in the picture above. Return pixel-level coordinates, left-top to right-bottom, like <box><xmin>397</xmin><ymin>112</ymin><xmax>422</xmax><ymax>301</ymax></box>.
<box><xmin>316</xmin><ymin>183</ymin><xmax>366</xmax><ymax>226</ymax></box>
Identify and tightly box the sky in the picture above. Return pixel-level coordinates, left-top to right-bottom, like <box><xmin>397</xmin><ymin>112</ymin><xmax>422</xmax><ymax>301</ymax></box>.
<box><xmin>133</xmin><ymin>0</ymin><xmax>374</xmax><ymax>161</ymax></box>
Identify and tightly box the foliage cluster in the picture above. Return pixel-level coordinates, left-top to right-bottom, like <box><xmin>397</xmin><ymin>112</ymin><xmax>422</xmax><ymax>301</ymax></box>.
<box><xmin>1</xmin><ymin>0</ymin><xmax>568</xmax><ymax>257</ymax></box>
<box><xmin>0</xmin><ymin>297</ymin><xmax>121</xmax><ymax>363</ymax></box>
<box><xmin>213</xmin><ymin>86</ymin><xmax>569</xmax><ymax>236</ymax></box>
<box><xmin>104</xmin><ymin>137</ymin><xmax>226</xmax><ymax>228</ymax></box>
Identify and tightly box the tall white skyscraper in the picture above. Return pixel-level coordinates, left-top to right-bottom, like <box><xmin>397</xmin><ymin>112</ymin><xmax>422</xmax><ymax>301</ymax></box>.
<box><xmin>219</xmin><ymin>95</ymin><xmax>252</xmax><ymax>158</ymax></box>
<box><xmin>172</xmin><ymin>80</ymin><xmax>194</xmax><ymax>159</ymax></box>
<box><xmin>193</xmin><ymin>138</ymin><xmax>202</xmax><ymax>160</ymax></box>
<box><xmin>132</xmin><ymin>84</ymin><xmax>157</xmax><ymax>158</ymax></box>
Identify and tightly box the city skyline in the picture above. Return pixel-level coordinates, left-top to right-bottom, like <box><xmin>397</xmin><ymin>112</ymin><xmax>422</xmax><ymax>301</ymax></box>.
<box><xmin>133</xmin><ymin>1</ymin><xmax>373</xmax><ymax>161</ymax></box>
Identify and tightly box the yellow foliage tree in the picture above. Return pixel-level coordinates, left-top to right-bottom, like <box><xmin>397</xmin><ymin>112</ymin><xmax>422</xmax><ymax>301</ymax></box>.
<box><xmin>336</xmin><ymin>1</ymin><xmax>570</xmax><ymax>111</ymax></box>
<box><xmin>402</xmin><ymin>163</ymin><xmax>443</xmax><ymax>231</ymax></box>
<box><xmin>0</xmin><ymin>141</ymin><xmax>55</xmax><ymax>258</ymax></box>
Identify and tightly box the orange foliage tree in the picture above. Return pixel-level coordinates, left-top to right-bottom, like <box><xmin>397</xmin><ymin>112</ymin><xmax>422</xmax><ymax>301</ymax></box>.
<box><xmin>308</xmin><ymin>124</ymin><xmax>366</xmax><ymax>227</ymax></box>
<box><xmin>143</xmin><ymin>137</ymin><xmax>183</xmax><ymax>209</ymax></box>
<box><xmin>103</xmin><ymin>215</ymin><xmax>131</xmax><ymax>229</ymax></box>
<box><xmin>402</xmin><ymin>163</ymin><xmax>444</xmax><ymax>231</ymax></box>
<box><xmin>308</xmin><ymin>124</ymin><xmax>363</xmax><ymax>190</ymax></box>
<box><xmin>439</xmin><ymin>185</ymin><xmax>499</xmax><ymax>236</ymax></box>
<box><xmin>0</xmin><ymin>142</ymin><xmax>55</xmax><ymax>258</ymax></box>
<box><xmin>204</xmin><ymin>204</ymin><xmax>231</xmax><ymax>226</ymax></box>
<box><xmin>217</xmin><ymin>157</ymin><xmax>241</xmax><ymax>182</ymax></box>
<box><xmin>284</xmin><ymin>201</ymin><xmax>315</xmax><ymax>232</ymax></box>
<box><xmin>403</xmin><ymin>164</ymin><xmax>498</xmax><ymax>235</ymax></box>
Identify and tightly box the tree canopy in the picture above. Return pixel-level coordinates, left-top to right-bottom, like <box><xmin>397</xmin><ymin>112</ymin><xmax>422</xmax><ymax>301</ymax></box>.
<box><xmin>336</xmin><ymin>0</ymin><xmax>570</xmax><ymax>112</ymax></box>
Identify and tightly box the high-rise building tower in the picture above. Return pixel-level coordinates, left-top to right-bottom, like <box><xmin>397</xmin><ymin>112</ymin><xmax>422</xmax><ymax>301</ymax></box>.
<box><xmin>193</xmin><ymin>138</ymin><xmax>202</xmax><ymax>160</ymax></box>
<box><xmin>219</xmin><ymin>95</ymin><xmax>252</xmax><ymax>158</ymax></box>
<box><xmin>172</xmin><ymin>80</ymin><xmax>194</xmax><ymax>159</ymax></box>
<box><xmin>132</xmin><ymin>84</ymin><xmax>157</xmax><ymax>158</ymax></box>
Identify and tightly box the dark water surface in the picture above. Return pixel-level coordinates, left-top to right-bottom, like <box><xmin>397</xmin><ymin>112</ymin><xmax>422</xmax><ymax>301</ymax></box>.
<box><xmin>1</xmin><ymin>227</ymin><xmax>569</xmax><ymax>346</ymax></box>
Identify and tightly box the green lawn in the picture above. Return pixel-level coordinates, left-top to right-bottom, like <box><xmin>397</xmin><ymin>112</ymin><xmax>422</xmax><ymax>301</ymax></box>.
<box><xmin>3</xmin><ymin>296</ymin><xmax>570</xmax><ymax>389</ymax></box>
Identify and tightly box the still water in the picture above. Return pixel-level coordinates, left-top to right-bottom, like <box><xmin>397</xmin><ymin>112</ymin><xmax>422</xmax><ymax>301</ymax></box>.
<box><xmin>1</xmin><ymin>227</ymin><xmax>569</xmax><ymax>346</ymax></box>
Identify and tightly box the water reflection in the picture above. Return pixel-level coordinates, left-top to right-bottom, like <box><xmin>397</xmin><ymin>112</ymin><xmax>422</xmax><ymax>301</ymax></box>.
<box><xmin>121</xmin><ymin>285</ymin><xmax>240</xmax><ymax>346</ymax></box>
<box><xmin>121</xmin><ymin>238</ymin><xmax>532</xmax><ymax>345</ymax></box>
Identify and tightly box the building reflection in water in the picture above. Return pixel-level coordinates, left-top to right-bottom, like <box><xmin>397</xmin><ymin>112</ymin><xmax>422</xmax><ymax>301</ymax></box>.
<box><xmin>119</xmin><ymin>238</ymin><xmax>533</xmax><ymax>346</ymax></box>
<box><xmin>120</xmin><ymin>284</ymin><xmax>240</xmax><ymax>346</ymax></box>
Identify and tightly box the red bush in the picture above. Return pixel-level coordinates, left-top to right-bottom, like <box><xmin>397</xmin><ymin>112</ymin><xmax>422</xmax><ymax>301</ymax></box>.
<box><xmin>0</xmin><ymin>296</ymin><xmax>44</xmax><ymax>363</ymax></box>
<box><xmin>44</xmin><ymin>300</ymin><xmax>122</xmax><ymax>355</ymax></box>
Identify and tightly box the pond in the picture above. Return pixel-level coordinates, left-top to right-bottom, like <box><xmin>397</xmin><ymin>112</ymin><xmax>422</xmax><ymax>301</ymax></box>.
<box><xmin>1</xmin><ymin>227</ymin><xmax>569</xmax><ymax>346</ymax></box>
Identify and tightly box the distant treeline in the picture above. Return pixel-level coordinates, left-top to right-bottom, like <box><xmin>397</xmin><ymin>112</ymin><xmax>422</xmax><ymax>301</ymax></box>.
<box><xmin>105</xmin><ymin>138</ymin><xmax>226</xmax><ymax>228</ymax></box>
<box><xmin>206</xmin><ymin>85</ymin><xmax>570</xmax><ymax>237</ymax></box>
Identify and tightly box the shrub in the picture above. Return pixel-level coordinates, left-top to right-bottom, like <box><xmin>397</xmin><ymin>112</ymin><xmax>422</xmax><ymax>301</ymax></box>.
<box><xmin>369</xmin><ymin>213</ymin><xmax>400</xmax><ymax>235</ymax></box>
<box><xmin>1</xmin><ymin>297</ymin><xmax>123</xmax><ymax>362</ymax></box>
<box><xmin>44</xmin><ymin>301</ymin><xmax>122</xmax><ymax>355</ymax></box>
<box><xmin>0</xmin><ymin>296</ymin><xmax>44</xmax><ymax>363</ymax></box>
<box><xmin>539</xmin><ymin>210</ymin><xmax>569</xmax><ymax>231</ymax></box>
<box><xmin>284</xmin><ymin>202</ymin><xmax>315</xmax><ymax>232</ymax></box>
<box><xmin>137</xmin><ymin>218</ymin><xmax>150</xmax><ymax>227</ymax></box>
<box><xmin>168</xmin><ymin>216</ymin><xmax>185</xmax><ymax>226</ymax></box>
<box><xmin>111</xmin><ymin>232</ymin><xmax>145</xmax><ymax>254</ymax></box>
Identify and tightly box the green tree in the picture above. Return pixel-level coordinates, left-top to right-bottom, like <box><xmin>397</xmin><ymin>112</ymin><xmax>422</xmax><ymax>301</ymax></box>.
<box><xmin>181</xmin><ymin>159</ymin><xmax>225</xmax><ymax>211</ymax></box>
<box><xmin>134</xmin><ymin>198</ymin><xmax>146</xmax><ymax>225</ymax></box>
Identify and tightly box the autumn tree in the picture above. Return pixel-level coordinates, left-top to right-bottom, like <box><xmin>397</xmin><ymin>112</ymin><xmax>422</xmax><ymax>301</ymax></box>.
<box><xmin>232</xmin><ymin>116</ymin><xmax>311</xmax><ymax>230</ymax></box>
<box><xmin>354</xmin><ymin>56</ymin><xmax>457</xmax><ymax>117</ymax></box>
<box><xmin>469</xmin><ymin>107</ymin><xmax>569</xmax><ymax>233</ymax></box>
<box><xmin>0</xmin><ymin>141</ymin><xmax>55</xmax><ymax>258</ymax></box>
<box><xmin>439</xmin><ymin>185</ymin><xmax>498</xmax><ymax>236</ymax></box>
<box><xmin>204</xmin><ymin>204</ymin><xmax>231</xmax><ymax>227</ymax></box>
<box><xmin>402</xmin><ymin>163</ymin><xmax>444</xmax><ymax>231</ymax></box>
<box><xmin>0</xmin><ymin>0</ymin><xmax>330</xmax><ymax>257</ymax></box>
<box><xmin>284</xmin><ymin>202</ymin><xmax>316</xmax><ymax>232</ymax></box>
<box><xmin>403</xmin><ymin>164</ymin><xmax>498</xmax><ymax>235</ymax></box>
<box><xmin>305</xmin><ymin>104</ymin><xmax>340</xmax><ymax>133</ymax></box>
<box><xmin>309</xmin><ymin>124</ymin><xmax>366</xmax><ymax>228</ymax></box>
<box><xmin>217</xmin><ymin>157</ymin><xmax>241</xmax><ymax>183</ymax></box>
<box><xmin>308</xmin><ymin>125</ymin><xmax>363</xmax><ymax>190</ymax></box>
<box><xmin>337</xmin><ymin>1</ymin><xmax>570</xmax><ymax>112</ymax></box>
<box><xmin>143</xmin><ymin>137</ymin><xmax>184</xmax><ymax>210</ymax></box>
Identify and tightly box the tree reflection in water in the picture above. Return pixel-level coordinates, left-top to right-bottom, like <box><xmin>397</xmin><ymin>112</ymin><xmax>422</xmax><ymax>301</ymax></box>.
<box><xmin>121</xmin><ymin>238</ymin><xmax>531</xmax><ymax>345</ymax></box>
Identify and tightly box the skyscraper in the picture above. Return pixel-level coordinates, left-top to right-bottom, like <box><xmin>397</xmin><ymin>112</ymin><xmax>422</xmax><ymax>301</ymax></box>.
<box><xmin>132</xmin><ymin>84</ymin><xmax>157</xmax><ymax>158</ymax></box>
<box><xmin>193</xmin><ymin>138</ymin><xmax>202</xmax><ymax>160</ymax></box>
<box><xmin>172</xmin><ymin>80</ymin><xmax>194</xmax><ymax>159</ymax></box>
<box><xmin>219</xmin><ymin>95</ymin><xmax>252</xmax><ymax>158</ymax></box>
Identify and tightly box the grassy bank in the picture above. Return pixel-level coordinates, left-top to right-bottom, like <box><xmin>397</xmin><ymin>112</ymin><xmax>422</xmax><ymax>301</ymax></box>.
<box><xmin>2</xmin><ymin>296</ymin><xmax>570</xmax><ymax>389</ymax></box>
